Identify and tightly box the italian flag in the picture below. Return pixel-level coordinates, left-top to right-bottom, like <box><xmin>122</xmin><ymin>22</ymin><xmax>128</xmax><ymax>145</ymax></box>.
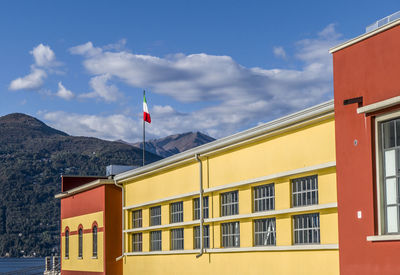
<box><xmin>143</xmin><ymin>93</ymin><xmax>151</xmax><ymax>123</ymax></box>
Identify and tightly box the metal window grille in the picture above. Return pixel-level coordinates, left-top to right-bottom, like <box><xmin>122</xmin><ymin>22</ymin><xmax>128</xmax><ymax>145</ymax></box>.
<box><xmin>170</xmin><ymin>201</ymin><xmax>183</xmax><ymax>223</ymax></box>
<box><xmin>381</xmin><ymin>119</ymin><xmax>400</xmax><ymax>234</ymax></box>
<box><xmin>221</xmin><ymin>191</ymin><xmax>239</xmax><ymax>216</ymax></box>
<box><xmin>293</xmin><ymin>213</ymin><xmax>320</xmax><ymax>244</ymax></box>
<box><xmin>132</xmin><ymin>209</ymin><xmax>142</xmax><ymax>228</ymax></box>
<box><xmin>194</xmin><ymin>225</ymin><xmax>210</xmax><ymax>249</ymax></box>
<box><xmin>254</xmin><ymin>218</ymin><xmax>276</xmax><ymax>246</ymax></box>
<box><xmin>150</xmin><ymin>206</ymin><xmax>161</xmax><ymax>226</ymax></box>
<box><xmin>170</xmin><ymin>228</ymin><xmax>184</xmax><ymax>250</ymax></box>
<box><xmin>132</xmin><ymin>233</ymin><xmax>142</xmax><ymax>252</ymax></box>
<box><xmin>150</xmin><ymin>231</ymin><xmax>162</xmax><ymax>251</ymax></box>
<box><xmin>65</xmin><ymin>230</ymin><xmax>69</xmax><ymax>258</ymax></box>
<box><xmin>292</xmin><ymin>175</ymin><xmax>318</xmax><ymax>207</ymax></box>
<box><xmin>253</xmin><ymin>184</ymin><xmax>275</xmax><ymax>212</ymax></box>
<box><xmin>78</xmin><ymin>228</ymin><xmax>83</xmax><ymax>258</ymax></box>
<box><xmin>193</xmin><ymin>196</ymin><xmax>209</xmax><ymax>220</ymax></box>
<box><xmin>92</xmin><ymin>226</ymin><xmax>97</xmax><ymax>257</ymax></box>
<box><xmin>221</xmin><ymin>222</ymin><xmax>240</xmax><ymax>247</ymax></box>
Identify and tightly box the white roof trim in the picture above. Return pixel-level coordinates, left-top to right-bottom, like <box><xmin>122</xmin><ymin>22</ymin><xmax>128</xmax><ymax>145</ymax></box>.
<box><xmin>55</xmin><ymin>179</ymin><xmax>114</xmax><ymax>199</ymax></box>
<box><xmin>357</xmin><ymin>96</ymin><xmax>400</xmax><ymax>114</ymax></box>
<box><xmin>330</xmin><ymin>18</ymin><xmax>400</xmax><ymax>53</ymax></box>
<box><xmin>115</xmin><ymin>100</ymin><xmax>334</xmax><ymax>182</ymax></box>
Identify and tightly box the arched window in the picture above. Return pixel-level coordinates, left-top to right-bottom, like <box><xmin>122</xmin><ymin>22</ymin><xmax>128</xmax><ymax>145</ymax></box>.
<box><xmin>78</xmin><ymin>226</ymin><xmax>83</xmax><ymax>258</ymax></box>
<box><xmin>65</xmin><ymin>228</ymin><xmax>69</xmax><ymax>258</ymax></box>
<box><xmin>92</xmin><ymin>224</ymin><xmax>98</xmax><ymax>257</ymax></box>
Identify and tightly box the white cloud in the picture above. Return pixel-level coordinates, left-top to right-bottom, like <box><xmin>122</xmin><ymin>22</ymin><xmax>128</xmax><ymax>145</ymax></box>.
<box><xmin>69</xmin><ymin>42</ymin><xmax>102</xmax><ymax>57</ymax></box>
<box><xmin>30</xmin><ymin>44</ymin><xmax>58</xmax><ymax>67</ymax></box>
<box><xmin>273</xmin><ymin>46</ymin><xmax>287</xmax><ymax>59</ymax></box>
<box><xmin>9</xmin><ymin>68</ymin><xmax>47</xmax><ymax>91</ymax></box>
<box><xmin>79</xmin><ymin>74</ymin><xmax>121</xmax><ymax>102</ymax></box>
<box><xmin>56</xmin><ymin>82</ymin><xmax>74</xmax><ymax>100</ymax></box>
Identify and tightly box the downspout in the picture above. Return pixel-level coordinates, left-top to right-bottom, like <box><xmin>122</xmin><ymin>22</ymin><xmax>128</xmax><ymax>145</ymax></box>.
<box><xmin>195</xmin><ymin>154</ymin><xmax>204</xmax><ymax>258</ymax></box>
<box><xmin>114</xmin><ymin>178</ymin><xmax>125</xmax><ymax>261</ymax></box>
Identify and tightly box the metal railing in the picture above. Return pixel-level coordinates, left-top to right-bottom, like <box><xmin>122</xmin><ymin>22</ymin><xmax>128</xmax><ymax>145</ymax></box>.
<box><xmin>366</xmin><ymin>10</ymin><xmax>400</xmax><ymax>33</ymax></box>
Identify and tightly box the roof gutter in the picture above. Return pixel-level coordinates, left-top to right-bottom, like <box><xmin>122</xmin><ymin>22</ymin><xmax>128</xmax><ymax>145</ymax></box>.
<box><xmin>114</xmin><ymin>178</ymin><xmax>125</xmax><ymax>262</ymax></box>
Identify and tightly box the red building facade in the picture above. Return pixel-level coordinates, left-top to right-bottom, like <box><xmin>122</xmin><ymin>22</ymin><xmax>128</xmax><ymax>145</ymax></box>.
<box><xmin>331</xmin><ymin>17</ymin><xmax>400</xmax><ymax>274</ymax></box>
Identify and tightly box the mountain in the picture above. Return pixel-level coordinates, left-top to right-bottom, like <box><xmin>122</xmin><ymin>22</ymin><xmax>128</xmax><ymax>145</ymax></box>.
<box><xmin>131</xmin><ymin>131</ymin><xmax>215</xmax><ymax>158</ymax></box>
<box><xmin>0</xmin><ymin>113</ymin><xmax>162</xmax><ymax>257</ymax></box>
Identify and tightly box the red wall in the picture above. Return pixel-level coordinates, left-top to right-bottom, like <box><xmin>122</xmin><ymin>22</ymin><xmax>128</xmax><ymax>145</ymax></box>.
<box><xmin>61</xmin><ymin>186</ymin><xmax>105</xmax><ymax>219</ymax></box>
<box><xmin>333</xmin><ymin>24</ymin><xmax>400</xmax><ymax>275</ymax></box>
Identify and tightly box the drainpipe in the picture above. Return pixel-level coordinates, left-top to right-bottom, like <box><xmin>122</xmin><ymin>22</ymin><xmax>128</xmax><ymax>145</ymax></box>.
<box><xmin>114</xmin><ymin>178</ymin><xmax>125</xmax><ymax>261</ymax></box>
<box><xmin>195</xmin><ymin>154</ymin><xmax>204</xmax><ymax>258</ymax></box>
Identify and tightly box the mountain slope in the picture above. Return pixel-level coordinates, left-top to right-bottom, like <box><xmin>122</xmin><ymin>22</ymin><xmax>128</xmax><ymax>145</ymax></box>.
<box><xmin>0</xmin><ymin>113</ymin><xmax>162</xmax><ymax>257</ymax></box>
<box><xmin>132</xmin><ymin>131</ymin><xmax>215</xmax><ymax>158</ymax></box>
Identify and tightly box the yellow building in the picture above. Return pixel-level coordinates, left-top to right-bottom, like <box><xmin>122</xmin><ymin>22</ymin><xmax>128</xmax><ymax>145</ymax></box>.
<box><xmin>114</xmin><ymin>100</ymin><xmax>338</xmax><ymax>275</ymax></box>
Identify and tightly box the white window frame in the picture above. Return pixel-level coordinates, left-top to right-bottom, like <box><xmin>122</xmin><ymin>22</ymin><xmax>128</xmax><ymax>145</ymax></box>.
<box><xmin>150</xmin><ymin>206</ymin><xmax>161</xmax><ymax>226</ymax></box>
<box><xmin>194</xmin><ymin>225</ymin><xmax>210</xmax><ymax>249</ymax></box>
<box><xmin>132</xmin><ymin>233</ymin><xmax>142</xmax><ymax>252</ymax></box>
<box><xmin>253</xmin><ymin>183</ymin><xmax>275</xmax><ymax>212</ymax></box>
<box><xmin>170</xmin><ymin>228</ymin><xmax>184</xmax><ymax>250</ymax></box>
<box><xmin>132</xmin><ymin>209</ymin><xmax>142</xmax><ymax>228</ymax></box>
<box><xmin>170</xmin><ymin>201</ymin><xmax>183</xmax><ymax>223</ymax></box>
<box><xmin>193</xmin><ymin>196</ymin><xmax>209</xmax><ymax>220</ymax></box>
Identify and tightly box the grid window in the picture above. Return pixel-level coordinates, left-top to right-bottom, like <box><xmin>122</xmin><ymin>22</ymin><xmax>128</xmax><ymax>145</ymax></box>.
<box><xmin>170</xmin><ymin>228</ymin><xmax>184</xmax><ymax>250</ymax></box>
<box><xmin>78</xmin><ymin>228</ymin><xmax>83</xmax><ymax>258</ymax></box>
<box><xmin>132</xmin><ymin>210</ymin><xmax>142</xmax><ymax>228</ymax></box>
<box><xmin>253</xmin><ymin>184</ymin><xmax>275</xmax><ymax>212</ymax></box>
<box><xmin>292</xmin><ymin>175</ymin><xmax>318</xmax><ymax>207</ymax></box>
<box><xmin>150</xmin><ymin>231</ymin><xmax>162</xmax><ymax>251</ymax></box>
<box><xmin>170</xmin><ymin>201</ymin><xmax>183</xmax><ymax>223</ymax></box>
<box><xmin>194</xmin><ymin>225</ymin><xmax>210</xmax><ymax>249</ymax></box>
<box><xmin>132</xmin><ymin>233</ymin><xmax>142</xmax><ymax>252</ymax></box>
<box><xmin>193</xmin><ymin>197</ymin><xmax>209</xmax><ymax>220</ymax></box>
<box><xmin>221</xmin><ymin>222</ymin><xmax>240</xmax><ymax>248</ymax></box>
<box><xmin>254</xmin><ymin>218</ymin><xmax>276</xmax><ymax>246</ymax></box>
<box><xmin>293</xmin><ymin>213</ymin><xmax>320</xmax><ymax>244</ymax></box>
<box><xmin>221</xmin><ymin>191</ymin><xmax>239</xmax><ymax>216</ymax></box>
<box><xmin>65</xmin><ymin>230</ymin><xmax>69</xmax><ymax>258</ymax></box>
<box><xmin>92</xmin><ymin>226</ymin><xmax>98</xmax><ymax>257</ymax></box>
<box><xmin>380</xmin><ymin>118</ymin><xmax>400</xmax><ymax>233</ymax></box>
<box><xmin>150</xmin><ymin>206</ymin><xmax>161</xmax><ymax>226</ymax></box>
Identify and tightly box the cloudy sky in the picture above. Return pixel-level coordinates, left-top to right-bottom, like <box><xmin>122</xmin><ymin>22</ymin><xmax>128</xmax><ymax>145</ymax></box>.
<box><xmin>1</xmin><ymin>1</ymin><xmax>399</xmax><ymax>142</ymax></box>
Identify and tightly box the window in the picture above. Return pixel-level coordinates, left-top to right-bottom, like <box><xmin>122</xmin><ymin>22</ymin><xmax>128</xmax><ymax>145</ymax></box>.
<box><xmin>221</xmin><ymin>191</ymin><xmax>239</xmax><ymax>216</ymax></box>
<box><xmin>170</xmin><ymin>202</ymin><xmax>183</xmax><ymax>223</ymax></box>
<box><xmin>132</xmin><ymin>210</ymin><xmax>142</xmax><ymax>228</ymax></box>
<box><xmin>379</xmin><ymin>118</ymin><xmax>400</xmax><ymax>234</ymax></box>
<box><xmin>221</xmin><ymin>222</ymin><xmax>240</xmax><ymax>248</ymax></box>
<box><xmin>194</xmin><ymin>225</ymin><xmax>210</xmax><ymax>249</ymax></box>
<box><xmin>293</xmin><ymin>213</ymin><xmax>320</xmax><ymax>244</ymax></box>
<box><xmin>170</xmin><ymin>228</ymin><xmax>184</xmax><ymax>250</ymax></box>
<box><xmin>254</xmin><ymin>218</ymin><xmax>276</xmax><ymax>246</ymax></box>
<box><xmin>253</xmin><ymin>184</ymin><xmax>275</xmax><ymax>212</ymax></box>
<box><xmin>150</xmin><ymin>231</ymin><xmax>162</xmax><ymax>251</ymax></box>
<box><xmin>78</xmin><ymin>227</ymin><xmax>83</xmax><ymax>258</ymax></box>
<box><xmin>65</xmin><ymin>229</ymin><xmax>69</xmax><ymax>258</ymax></box>
<box><xmin>132</xmin><ymin>233</ymin><xmax>142</xmax><ymax>252</ymax></box>
<box><xmin>193</xmin><ymin>196</ymin><xmax>209</xmax><ymax>220</ymax></box>
<box><xmin>150</xmin><ymin>206</ymin><xmax>161</xmax><ymax>226</ymax></box>
<box><xmin>292</xmin><ymin>175</ymin><xmax>318</xmax><ymax>207</ymax></box>
<box><xmin>92</xmin><ymin>225</ymin><xmax>97</xmax><ymax>257</ymax></box>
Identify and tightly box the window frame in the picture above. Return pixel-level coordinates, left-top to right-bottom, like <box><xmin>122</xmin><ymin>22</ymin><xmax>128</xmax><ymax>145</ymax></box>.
<box><xmin>150</xmin><ymin>231</ymin><xmax>162</xmax><ymax>251</ymax></box>
<box><xmin>292</xmin><ymin>213</ymin><xmax>320</xmax><ymax>245</ymax></box>
<box><xmin>132</xmin><ymin>209</ymin><xmax>142</xmax><ymax>228</ymax></box>
<box><xmin>221</xmin><ymin>221</ymin><xmax>240</xmax><ymax>248</ymax></box>
<box><xmin>291</xmin><ymin>175</ymin><xmax>318</xmax><ymax>207</ymax></box>
<box><xmin>150</xmin><ymin>206</ymin><xmax>161</xmax><ymax>226</ymax></box>
<box><xmin>132</xmin><ymin>233</ymin><xmax>143</xmax><ymax>252</ymax></box>
<box><xmin>253</xmin><ymin>183</ymin><xmax>275</xmax><ymax>212</ymax></box>
<box><xmin>193</xmin><ymin>196</ymin><xmax>209</xmax><ymax>220</ymax></box>
<box><xmin>170</xmin><ymin>228</ymin><xmax>184</xmax><ymax>250</ymax></box>
<box><xmin>220</xmin><ymin>191</ymin><xmax>239</xmax><ymax>217</ymax></box>
<box><xmin>194</xmin><ymin>225</ymin><xmax>210</xmax><ymax>249</ymax></box>
<box><xmin>253</xmin><ymin>218</ymin><xmax>276</xmax><ymax>246</ymax></box>
<box><xmin>78</xmin><ymin>225</ymin><xmax>83</xmax><ymax>259</ymax></box>
<box><xmin>92</xmin><ymin>223</ymin><xmax>98</xmax><ymax>258</ymax></box>
<box><xmin>65</xmin><ymin>227</ymin><xmax>69</xmax><ymax>259</ymax></box>
<box><xmin>170</xmin><ymin>201</ymin><xmax>183</xmax><ymax>223</ymax></box>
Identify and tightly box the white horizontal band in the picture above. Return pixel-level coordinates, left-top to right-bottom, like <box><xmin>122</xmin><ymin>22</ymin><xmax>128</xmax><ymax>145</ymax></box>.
<box><xmin>357</xmin><ymin>96</ymin><xmax>400</xmax><ymax>114</ymax></box>
<box><xmin>367</xmin><ymin>234</ymin><xmax>400</xmax><ymax>242</ymax></box>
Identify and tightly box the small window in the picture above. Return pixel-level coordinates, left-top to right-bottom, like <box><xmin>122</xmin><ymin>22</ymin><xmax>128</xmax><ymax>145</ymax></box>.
<box><xmin>292</xmin><ymin>175</ymin><xmax>318</xmax><ymax>207</ymax></box>
<box><xmin>150</xmin><ymin>206</ymin><xmax>161</xmax><ymax>226</ymax></box>
<box><xmin>221</xmin><ymin>222</ymin><xmax>240</xmax><ymax>248</ymax></box>
<box><xmin>254</xmin><ymin>218</ymin><xmax>276</xmax><ymax>246</ymax></box>
<box><xmin>78</xmin><ymin>227</ymin><xmax>83</xmax><ymax>258</ymax></box>
<box><xmin>194</xmin><ymin>225</ymin><xmax>209</xmax><ymax>249</ymax></box>
<box><xmin>253</xmin><ymin>184</ymin><xmax>275</xmax><ymax>212</ymax></box>
<box><xmin>170</xmin><ymin>228</ymin><xmax>184</xmax><ymax>250</ymax></box>
<box><xmin>92</xmin><ymin>225</ymin><xmax>98</xmax><ymax>257</ymax></box>
<box><xmin>65</xmin><ymin>229</ymin><xmax>69</xmax><ymax>258</ymax></box>
<box><xmin>132</xmin><ymin>233</ymin><xmax>142</xmax><ymax>252</ymax></box>
<box><xmin>170</xmin><ymin>202</ymin><xmax>183</xmax><ymax>223</ymax></box>
<box><xmin>293</xmin><ymin>213</ymin><xmax>320</xmax><ymax>244</ymax></box>
<box><xmin>132</xmin><ymin>210</ymin><xmax>142</xmax><ymax>228</ymax></box>
<box><xmin>220</xmin><ymin>191</ymin><xmax>239</xmax><ymax>216</ymax></box>
<box><xmin>193</xmin><ymin>197</ymin><xmax>209</xmax><ymax>220</ymax></box>
<box><xmin>150</xmin><ymin>231</ymin><xmax>162</xmax><ymax>251</ymax></box>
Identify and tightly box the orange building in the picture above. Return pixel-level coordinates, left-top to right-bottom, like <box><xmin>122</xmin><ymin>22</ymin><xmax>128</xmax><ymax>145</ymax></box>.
<box><xmin>56</xmin><ymin>176</ymin><xmax>122</xmax><ymax>275</ymax></box>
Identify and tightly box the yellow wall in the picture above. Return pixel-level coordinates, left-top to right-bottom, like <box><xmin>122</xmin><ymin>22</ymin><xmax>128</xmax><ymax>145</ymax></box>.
<box><xmin>122</xmin><ymin>117</ymin><xmax>338</xmax><ymax>275</ymax></box>
<box><xmin>61</xmin><ymin>211</ymin><xmax>104</xmax><ymax>272</ymax></box>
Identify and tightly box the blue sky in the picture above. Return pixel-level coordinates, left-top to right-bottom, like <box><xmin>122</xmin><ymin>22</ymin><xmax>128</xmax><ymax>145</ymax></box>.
<box><xmin>1</xmin><ymin>1</ymin><xmax>399</xmax><ymax>142</ymax></box>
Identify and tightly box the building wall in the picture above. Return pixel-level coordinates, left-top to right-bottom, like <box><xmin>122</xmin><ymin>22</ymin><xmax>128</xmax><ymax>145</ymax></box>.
<box><xmin>333</xmin><ymin>24</ymin><xmax>400</xmax><ymax>274</ymax></box>
<box><xmin>121</xmin><ymin>117</ymin><xmax>338</xmax><ymax>275</ymax></box>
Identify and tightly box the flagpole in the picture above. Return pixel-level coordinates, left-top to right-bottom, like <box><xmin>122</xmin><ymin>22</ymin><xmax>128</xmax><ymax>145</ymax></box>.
<box><xmin>143</xmin><ymin>90</ymin><xmax>145</xmax><ymax>166</ymax></box>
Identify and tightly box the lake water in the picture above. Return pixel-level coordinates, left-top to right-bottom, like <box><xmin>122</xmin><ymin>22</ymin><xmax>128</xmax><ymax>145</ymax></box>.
<box><xmin>0</xmin><ymin>258</ymin><xmax>45</xmax><ymax>273</ymax></box>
